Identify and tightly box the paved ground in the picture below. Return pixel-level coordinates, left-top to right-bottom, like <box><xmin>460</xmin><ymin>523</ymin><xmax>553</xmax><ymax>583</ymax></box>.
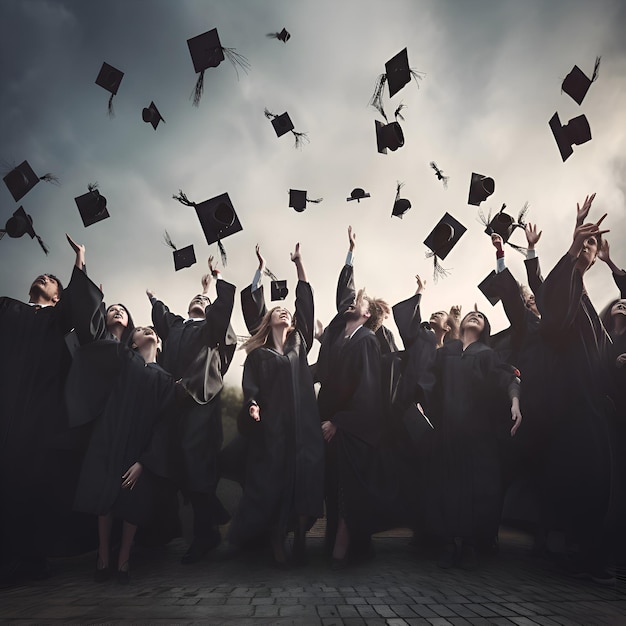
<box><xmin>1</xmin><ymin>528</ymin><xmax>624</xmax><ymax>625</ymax></box>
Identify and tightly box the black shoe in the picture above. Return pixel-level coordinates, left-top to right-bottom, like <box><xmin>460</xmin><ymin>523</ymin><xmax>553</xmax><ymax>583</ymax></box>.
<box><xmin>94</xmin><ymin>557</ymin><xmax>111</xmax><ymax>583</ymax></box>
<box><xmin>181</xmin><ymin>533</ymin><xmax>221</xmax><ymax>565</ymax></box>
<box><xmin>117</xmin><ymin>561</ymin><xmax>130</xmax><ymax>585</ymax></box>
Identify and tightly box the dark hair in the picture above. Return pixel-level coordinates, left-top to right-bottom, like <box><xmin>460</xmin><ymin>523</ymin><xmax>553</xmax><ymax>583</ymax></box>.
<box><xmin>600</xmin><ymin>298</ymin><xmax>622</xmax><ymax>334</ymax></box>
<box><xmin>460</xmin><ymin>310</ymin><xmax>492</xmax><ymax>346</ymax></box>
<box><xmin>105</xmin><ymin>302</ymin><xmax>136</xmax><ymax>344</ymax></box>
<box><xmin>47</xmin><ymin>273</ymin><xmax>63</xmax><ymax>296</ymax></box>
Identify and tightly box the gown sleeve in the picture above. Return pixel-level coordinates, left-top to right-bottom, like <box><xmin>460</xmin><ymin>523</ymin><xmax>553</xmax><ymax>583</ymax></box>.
<box><xmin>524</xmin><ymin>256</ymin><xmax>544</xmax><ymax>296</ymax></box>
<box><xmin>240</xmin><ymin>284</ymin><xmax>267</xmax><ymax>334</ymax></box>
<box><xmin>294</xmin><ymin>281</ymin><xmax>314</xmax><ymax>353</ymax></box>
<box><xmin>336</xmin><ymin>264</ymin><xmax>356</xmax><ymax>314</ymax></box>
<box><xmin>539</xmin><ymin>253</ymin><xmax>582</xmax><ymax>335</ymax></box>
<box><xmin>392</xmin><ymin>293</ymin><xmax>422</xmax><ymax>348</ymax></box>
<box><xmin>613</xmin><ymin>271</ymin><xmax>626</xmax><ymax>298</ymax></box>
<box><xmin>151</xmin><ymin>299</ymin><xmax>183</xmax><ymax>342</ymax></box>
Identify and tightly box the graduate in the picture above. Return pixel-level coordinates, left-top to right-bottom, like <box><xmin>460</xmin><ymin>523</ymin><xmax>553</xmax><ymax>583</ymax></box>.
<box><xmin>0</xmin><ymin>235</ymin><xmax>103</xmax><ymax>585</ymax></box>
<box><xmin>316</xmin><ymin>226</ymin><xmax>389</xmax><ymax>568</ymax></box>
<box><xmin>148</xmin><ymin>257</ymin><xmax>237</xmax><ymax>564</ymax></box>
<box><xmin>229</xmin><ymin>243</ymin><xmax>324</xmax><ymax>566</ymax></box>
<box><xmin>69</xmin><ymin>327</ymin><xmax>175</xmax><ymax>584</ymax></box>
<box><xmin>420</xmin><ymin>308</ymin><xmax>522</xmax><ymax>569</ymax></box>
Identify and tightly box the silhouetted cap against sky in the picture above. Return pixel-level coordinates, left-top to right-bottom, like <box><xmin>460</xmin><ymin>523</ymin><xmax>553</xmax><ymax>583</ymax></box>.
<box><xmin>468</xmin><ymin>172</ymin><xmax>495</xmax><ymax>206</ymax></box>
<box><xmin>142</xmin><ymin>101</ymin><xmax>165</xmax><ymax>129</ymax></box>
<box><xmin>549</xmin><ymin>112</ymin><xmax>592</xmax><ymax>162</ymax></box>
<box><xmin>561</xmin><ymin>56</ymin><xmax>601</xmax><ymax>105</ymax></box>
<box><xmin>3</xmin><ymin>160</ymin><xmax>58</xmax><ymax>202</ymax></box>
<box><xmin>270</xmin><ymin>279</ymin><xmax>289</xmax><ymax>301</ymax></box>
<box><xmin>74</xmin><ymin>184</ymin><xmax>109</xmax><ymax>227</ymax></box>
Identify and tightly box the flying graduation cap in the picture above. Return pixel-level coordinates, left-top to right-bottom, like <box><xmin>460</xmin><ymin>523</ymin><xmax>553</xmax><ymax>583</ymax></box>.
<box><xmin>479</xmin><ymin>202</ymin><xmax>529</xmax><ymax>254</ymax></box>
<box><xmin>142</xmin><ymin>101</ymin><xmax>165</xmax><ymax>129</ymax></box>
<box><xmin>74</xmin><ymin>183</ymin><xmax>110</xmax><ymax>227</ymax></box>
<box><xmin>477</xmin><ymin>271</ymin><xmax>501</xmax><ymax>306</ymax></box>
<box><xmin>95</xmin><ymin>62</ymin><xmax>124</xmax><ymax>117</ymax></box>
<box><xmin>391</xmin><ymin>181</ymin><xmax>411</xmax><ymax>218</ymax></box>
<box><xmin>468</xmin><ymin>172</ymin><xmax>495</xmax><ymax>206</ymax></box>
<box><xmin>562</xmin><ymin>56</ymin><xmax>601</xmax><ymax>105</ymax></box>
<box><xmin>369</xmin><ymin>48</ymin><xmax>424</xmax><ymax>119</ymax></box>
<box><xmin>430</xmin><ymin>161</ymin><xmax>449</xmax><ymax>189</ymax></box>
<box><xmin>346</xmin><ymin>188</ymin><xmax>371</xmax><ymax>202</ymax></box>
<box><xmin>289</xmin><ymin>189</ymin><xmax>323</xmax><ymax>213</ymax></box>
<box><xmin>173</xmin><ymin>190</ymin><xmax>242</xmax><ymax>265</ymax></box>
<box><xmin>187</xmin><ymin>27</ymin><xmax>250</xmax><ymax>106</ymax></box>
<box><xmin>163</xmin><ymin>231</ymin><xmax>196</xmax><ymax>271</ymax></box>
<box><xmin>264</xmin><ymin>109</ymin><xmax>309</xmax><ymax>148</ymax></box>
<box><xmin>0</xmin><ymin>206</ymin><xmax>49</xmax><ymax>254</ymax></box>
<box><xmin>548</xmin><ymin>112</ymin><xmax>591</xmax><ymax>162</ymax></box>
<box><xmin>375</xmin><ymin>104</ymin><xmax>406</xmax><ymax>154</ymax></box>
<box><xmin>263</xmin><ymin>267</ymin><xmax>288</xmax><ymax>301</ymax></box>
<box><xmin>423</xmin><ymin>212</ymin><xmax>466</xmax><ymax>281</ymax></box>
<box><xmin>3</xmin><ymin>160</ymin><xmax>59</xmax><ymax>202</ymax></box>
<box><xmin>267</xmin><ymin>28</ymin><xmax>290</xmax><ymax>42</ymax></box>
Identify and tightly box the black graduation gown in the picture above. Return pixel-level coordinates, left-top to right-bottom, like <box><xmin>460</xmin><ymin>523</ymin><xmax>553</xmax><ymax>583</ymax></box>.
<box><xmin>228</xmin><ymin>281</ymin><xmax>324</xmax><ymax>545</ymax></box>
<box><xmin>71</xmin><ymin>342</ymin><xmax>175</xmax><ymax>525</ymax></box>
<box><xmin>152</xmin><ymin>279</ymin><xmax>237</xmax><ymax>494</ymax></box>
<box><xmin>421</xmin><ymin>339</ymin><xmax>519</xmax><ymax>541</ymax></box>
<box><xmin>538</xmin><ymin>254</ymin><xmax>616</xmax><ymax>540</ymax></box>
<box><xmin>0</xmin><ymin>267</ymin><xmax>103</xmax><ymax>562</ymax></box>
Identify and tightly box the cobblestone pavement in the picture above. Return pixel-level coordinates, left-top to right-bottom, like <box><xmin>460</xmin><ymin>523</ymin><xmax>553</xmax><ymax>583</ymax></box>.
<box><xmin>1</xmin><ymin>530</ymin><xmax>624</xmax><ymax>625</ymax></box>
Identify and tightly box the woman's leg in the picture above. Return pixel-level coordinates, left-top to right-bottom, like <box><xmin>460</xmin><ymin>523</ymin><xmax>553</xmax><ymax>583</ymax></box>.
<box><xmin>332</xmin><ymin>517</ymin><xmax>350</xmax><ymax>561</ymax></box>
<box><xmin>118</xmin><ymin>521</ymin><xmax>138</xmax><ymax>570</ymax></box>
<box><xmin>97</xmin><ymin>514</ymin><xmax>112</xmax><ymax>568</ymax></box>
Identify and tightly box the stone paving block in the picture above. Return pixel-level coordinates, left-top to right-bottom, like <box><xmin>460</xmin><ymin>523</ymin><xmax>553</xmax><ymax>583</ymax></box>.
<box><xmin>371</xmin><ymin>604</ymin><xmax>398</xmax><ymax>617</ymax></box>
<box><xmin>509</xmin><ymin>618</ymin><xmax>550</xmax><ymax>626</ymax></box>
<box><xmin>405</xmin><ymin>619</ymin><xmax>433</xmax><ymax>625</ymax></box>
<box><xmin>279</xmin><ymin>604</ymin><xmax>319</xmax><ymax>617</ymax></box>
<box><xmin>341</xmin><ymin>618</ymin><xmax>368</xmax><ymax>626</ymax></box>
<box><xmin>321</xmin><ymin>619</ymin><xmax>342</xmax><ymax>626</ymax></box>
<box><xmin>482</xmin><ymin>603</ymin><xmax>522</xmax><ymax>617</ymax></box>
<box><xmin>251</xmin><ymin>604</ymin><xmax>281</xmax><ymax>618</ymax></box>
<box><xmin>445</xmin><ymin>604</ymin><xmax>480</xmax><ymax>618</ymax></box>
<box><xmin>317</xmin><ymin>605</ymin><xmax>339</xmax><ymax>618</ymax></box>
<box><xmin>409</xmin><ymin>604</ymin><xmax>439</xmax><ymax>618</ymax></box>
<box><xmin>344</xmin><ymin>596</ymin><xmax>367</xmax><ymax>604</ymax></box>
<box><xmin>466</xmin><ymin>604</ymin><xmax>499</xmax><ymax>618</ymax></box>
<box><xmin>386</xmin><ymin>619</ymin><xmax>410</xmax><ymax>626</ymax></box>
<box><xmin>335</xmin><ymin>604</ymin><xmax>359</xmax><ymax>618</ymax></box>
<box><xmin>250</xmin><ymin>596</ymin><xmax>275</xmax><ymax>605</ymax></box>
<box><xmin>446</xmin><ymin>618</ymin><xmax>473</xmax><ymax>626</ymax></box>
<box><xmin>428</xmin><ymin>604</ymin><xmax>458</xmax><ymax>617</ymax></box>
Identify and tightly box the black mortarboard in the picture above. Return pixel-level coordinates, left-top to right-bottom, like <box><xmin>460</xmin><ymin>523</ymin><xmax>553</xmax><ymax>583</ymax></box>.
<box><xmin>173</xmin><ymin>190</ymin><xmax>242</xmax><ymax>265</ymax></box>
<box><xmin>375</xmin><ymin>120</ymin><xmax>404</xmax><ymax>154</ymax></box>
<box><xmin>346</xmin><ymin>188</ymin><xmax>371</xmax><ymax>202</ymax></box>
<box><xmin>477</xmin><ymin>271</ymin><xmax>501</xmax><ymax>306</ymax></box>
<box><xmin>480</xmin><ymin>202</ymin><xmax>529</xmax><ymax>253</ymax></box>
<box><xmin>424</xmin><ymin>212</ymin><xmax>466</xmax><ymax>280</ymax></box>
<box><xmin>264</xmin><ymin>109</ymin><xmax>309</xmax><ymax>148</ymax></box>
<box><xmin>549</xmin><ymin>112</ymin><xmax>591</xmax><ymax>162</ymax></box>
<box><xmin>288</xmin><ymin>189</ymin><xmax>322</xmax><ymax>213</ymax></box>
<box><xmin>391</xmin><ymin>182</ymin><xmax>411</xmax><ymax>218</ymax></box>
<box><xmin>562</xmin><ymin>57</ymin><xmax>601</xmax><ymax>105</ymax></box>
<box><xmin>187</xmin><ymin>28</ymin><xmax>250</xmax><ymax>106</ymax></box>
<box><xmin>267</xmin><ymin>28</ymin><xmax>290</xmax><ymax>42</ymax></box>
<box><xmin>3</xmin><ymin>160</ymin><xmax>58</xmax><ymax>202</ymax></box>
<box><xmin>468</xmin><ymin>172</ymin><xmax>495</xmax><ymax>206</ymax></box>
<box><xmin>164</xmin><ymin>231</ymin><xmax>196</xmax><ymax>271</ymax></box>
<box><xmin>74</xmin><ymin>184</ymin><xmax>109</xmax><ymax>227</ymax></box>
<box><xmin>270</xmin><ymin>280</ymin><xmax>289</xmax><ymax>301</ymax></box>
<box><xmin>0</xmin><ymin>206</ymin><xmax>49</xmax><ymax>254</ymax></box>
<box><xmin>142</xmin><ymin>101</ymin><xmax>165</xmax><ymax>129</ymax></box>
<box><xmin>95</xmin><ymin>62</ymin><xmax>124</xmax><ymax>116</ymax></box>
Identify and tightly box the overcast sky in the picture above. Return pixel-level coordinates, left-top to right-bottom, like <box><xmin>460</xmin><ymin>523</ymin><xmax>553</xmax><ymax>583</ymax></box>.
<box><xmin>1</xmin><ymin>0</ymin><xmax>625</xmax><ymax>384</ymax></box>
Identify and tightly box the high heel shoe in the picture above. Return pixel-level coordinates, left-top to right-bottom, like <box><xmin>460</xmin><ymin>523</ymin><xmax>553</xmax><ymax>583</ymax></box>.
<box><xmin>117</xmin><ymin>561</ymin><xmax>130</xmax><ymax>585</ymax></box>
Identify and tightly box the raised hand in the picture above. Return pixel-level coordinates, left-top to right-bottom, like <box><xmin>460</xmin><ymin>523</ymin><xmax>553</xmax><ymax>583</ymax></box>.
<box><xmin>491</xmin><ymin>232</ymin><xmax>504</xmax><ymax>251</ymax></box>
<box><xmin>290</xmin><ymin>242</ymin><xmax>301</xmax><ymax>264</ymax></box>
<box><xmin>201</xmin><ymin>274</ymin><xmax>211</xmax><ymax>294</ymax></box>
<box><xmin>525</xmin><ymin>223</ymin><xmax>542</xmax><ymax>248</ymax></box>
<box><xmin>146</xmin><ymin>289</ymin><xmax>156</xmax><ymax>300</ymax></box>
<box><xmin>575</xmin><ymin>193</ymin><xmax>596</xmax><ymax>228</ymax></box>
<box><xmin>570</xmin><ymin>214</ymin><xmax>610</xmax><ymax>258</ymax></box>
<box><xmin>249</xmin><ymin>403</ymin><xmax>261</xmax><ymax>422</ymax></box>
<box><xmin>415</xmin><ymin>274</ymin><xmax>426</xmax><ymax>294</ymax></box>
<box><xmin>255</xmin><ymin>244</ymin><xmax>266</xmax><ymax>272</ymax></box>
<box><xmin>66</xmin><ymin>233</ymin><xmax>85</xmax><ymax>268</ymax></box>
<box><xmin>348</xmin><ymin>225</ymin><xmax>356</xmax><ymax>252</ymax></box>
<box><xmin>597</xmin><ymin>238</ymin><xmax>611</xmax><ymax>264</ymax></box>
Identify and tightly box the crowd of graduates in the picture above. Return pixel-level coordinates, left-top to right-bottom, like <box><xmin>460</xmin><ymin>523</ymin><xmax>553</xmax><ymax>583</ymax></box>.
<box><xmin>0</xmin><ymin>192</ymin><xmax>624</xmax><ymax>589</ymax></box>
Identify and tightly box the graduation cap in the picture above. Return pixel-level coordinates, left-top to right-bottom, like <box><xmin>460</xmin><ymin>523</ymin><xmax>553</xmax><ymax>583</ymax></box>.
<box><xmin>549</xmin><ymin>112</ymin><xmax>591</xmax><ymax>162</ymax></box>
<box><xmin>74</xmin><ymin>183</ymin><xmax>110</xmax><ymax>227</ymax></box>
<box><xmin>423</xmin><ymin>212</ymin><xmax>466</xmax><ymax>280</ymax></box>
<box><xmin>346</xmin><ymin>188</ymin><xmax>370</xmax><ymax>202</ymax></box>
<box><xmin>264</xmin><ymin>109</ymin><xmax>309</xmax><ymax>148</ymax></box>
<box><xmin>375</xmin><ymin>119</ymin><xmax>404</xmax><ymax>155</ymax></box>
<box><xmin>142</xmin><ymin>101</ymin><xmax>165</xmax><ymax>129</ymax></box>
<box><xmin>95</xmin><ymin>62</ymin><xmax>124</xmax><ymax>117</ymax></box>
<box><xmin>267</xmin><ymin>28</ymin><xmax>290</xmax><ymax>42</ymax></box>
<box><xmin>0</xmin><ymin>206</ymin><xmax>49</xmax><ymax>254</ymax></box>
<box><xmin>3</xmin><ymin>160</ymin><xmax>59</xmax><ymax>202</ymax></box>
<box><xmin>468</xmin><ymin>172</ymin><xmax>495</xmax><ymax>206</ymax></box>
<box><xmin>430</xmin><ymin>161</ymin><xmax>449</xmax><ymax>189</ymax></box>
<box><xmin>288</xmin><ymin>189</ymin><xmax>322</xmax><ymax>213</ymax></box>
<box><xmin>477</xmin><ymin>271</ymin><xmax>501</xmax><ymax>306</ymax></box>
<box><xmin>187</xmin><ymin>27</ymin><xmax>250</xmax><ymax>106</ymax></box>
<box><xmin>163</xmin><ymin>231</ymin><xmax>196</xmax><ymax>271</ymax></box>
<box><xmin>479</xmin><ymin>202</ymin><xmax>529</xmax><ymax>254</ymax></box>
<box><xmin>562</xmin><ymin>56</ymin><xmax>601</xmax><ymax>105</ymax></box>
<box><xmin>173</xmin><ymin>190</ymin><xmax>242</xmax><ymax>265</ymax></box>
<box><xmin>369</xmin><ymin>48</ymin><xmax>424</xmax><ymax>117</ymax></box>
<box><xmin>270</xmin><ymin>280</ymin><xmax>289</xmax><ymax>301</ymax></box>
<box><xmin>391</xmin><ymin>181</ymin><xmax>411</xmax><ymax>218</ymax></box>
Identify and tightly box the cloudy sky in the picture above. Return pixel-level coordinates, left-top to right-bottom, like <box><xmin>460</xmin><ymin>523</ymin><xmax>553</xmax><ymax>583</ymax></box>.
<box><xmin>1</xmin><ymin>0</ymin><xmax>625</xmax><ymax>384</ymax></box>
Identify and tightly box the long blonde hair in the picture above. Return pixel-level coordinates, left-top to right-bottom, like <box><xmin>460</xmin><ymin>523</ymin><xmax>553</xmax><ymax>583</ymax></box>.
<box><xmin>241</xmin><ymin>306</ymin><xmax>295</xmax><ymax>354</ymax></box>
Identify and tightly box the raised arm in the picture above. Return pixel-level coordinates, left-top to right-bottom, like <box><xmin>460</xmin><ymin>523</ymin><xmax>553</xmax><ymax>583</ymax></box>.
<box><xmin>524</xmin><ymin>223</ymin><xmax>544</xmax><ymax>295</ymax></box>
<box><xmin>290</xmin><ymin>243</ymin><xmax>314</xmax><ymax>352</ymax></box>
<box><xmin>392</xmin><ymin>274</ymin><xmax>425</xmax><ymax>348</ymax></box>
<box><xmin>240</xmin><ymin>244</ymin><xmax>268</xmax><ymax>334</ymax></box>
<box><xmin>597</xmin><ymin>238</ymin><xmax>626</xmax><ymax>297</ymax></box>
<box><xmin>148</xmin><ymin>289</ymin><xmax>181</xmax><ymax>342</ymax></box>
<box><xmin>336</xmin><ymin>226</ymin><xmax>357</xmax><ymax>314</ymax></box>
